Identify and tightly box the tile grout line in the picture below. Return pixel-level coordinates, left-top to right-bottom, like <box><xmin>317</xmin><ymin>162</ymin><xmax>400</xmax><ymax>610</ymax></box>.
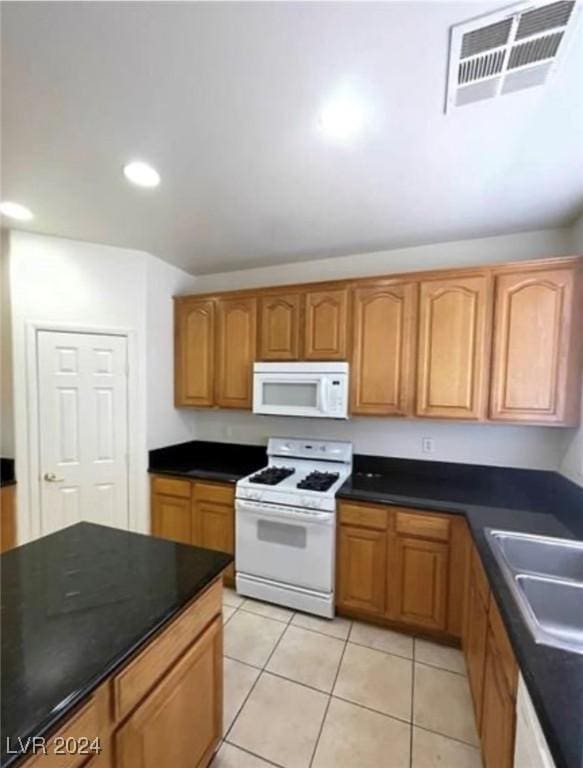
<box><xmin>221</xmin><ymin>740</ymin><xmax>286</xmax><ymax>768</ymax></box>
<box><xmin>223</xmin><ymin>612</ymin><xmax>295</xmax><ymax>750</ymax></box>
<box><xmin>307</xmin><ymin>620</ymin><xmax>352</xmax><ymax>768</ymax></box>
<box><xmin>346</xmin><ymin>637</ymin><xmax>414</xmax><ymax>662</ymax></box>
<box><xmin>413</xmin><ymin>722</ymin><xmax>482</xmax><ymax>750</ymax></box>
<box><xmin>223</xmin><ymin>652</ymin><xmax>263</xmax><ymax>671</ymax></box>
<box><xmin>414</xmin><ymin>657</ymin><xmax>468</xmax><ymax>677</ymax></box>
<box><xmin>223</xmin><ymin>597</ymin><xmax>478</xmax><ymax>761</ymax></box>
<box><xmin>238</xmin><ymin>605</ymin><xmax>296</xmax><ymax>626</ymax></box>
<box><xmin>329</xmin><ymin>693</ymin><xmax>413</xmax><ymax>729</ymax></box>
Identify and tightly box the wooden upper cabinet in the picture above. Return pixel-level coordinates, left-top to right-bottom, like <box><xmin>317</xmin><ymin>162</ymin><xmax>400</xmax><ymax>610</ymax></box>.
<box><xmin>417</xmin><ymin>275</ymin><xmax>491</xmax><ymax>419</ymax></box>
<box><xmin>216</xmin><ymin>296</ymin><xmax>257</xmax><ymax>409</ymax></box>
<box><xmin>304</xmin><ymin>288</ymin><xmax>348</xmax><ymax>360</ymax></box>
<box><xmin>259</xmin><ymin>292</ymin><xmax>302</xmax><ymax>360</ymax></box>
<box><xmin>351</xmin><ymin>283</ymin><xmax>417</xmax><ymax>416</ymax></box>
<box><xmin>490</xmin><ymin>266</ymin><xmax>581</xmax><ymax>424</ymax></box>
<box><xmin>174</xmin><ymin>299</ymin><xmax>215</xmax><ymax>407</ymax></box>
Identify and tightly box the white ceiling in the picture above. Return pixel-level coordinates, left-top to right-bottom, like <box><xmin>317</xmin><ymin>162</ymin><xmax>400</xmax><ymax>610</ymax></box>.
<box><xmin>2</xmin><ymin>1</ymin><xmax>582</xmax><ymax>275</ymax></box>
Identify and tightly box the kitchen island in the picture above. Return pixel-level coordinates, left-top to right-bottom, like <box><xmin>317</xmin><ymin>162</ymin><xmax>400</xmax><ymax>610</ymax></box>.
<box><xmin>1</xmin><ymin>522</ymin><xmax>232</xmax><ymax>768</ymax></box>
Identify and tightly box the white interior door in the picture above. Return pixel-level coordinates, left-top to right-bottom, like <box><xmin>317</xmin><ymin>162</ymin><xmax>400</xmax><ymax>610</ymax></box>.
<box><xmin>38</xmin><ymin>330</ymin><xmax>129</xmax><ymax>534</ymax></box>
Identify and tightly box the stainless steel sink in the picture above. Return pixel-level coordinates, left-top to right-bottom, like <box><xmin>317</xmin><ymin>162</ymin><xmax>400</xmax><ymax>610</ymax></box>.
<box><xmin>485</xmin><ymin>529</ymin><xmax>583</xmax><ymax>655</ymax></box>
<box><xmin>488</xmin><ymin>530</ymin><xmax>583</xmax><ymax>582</ymax></box>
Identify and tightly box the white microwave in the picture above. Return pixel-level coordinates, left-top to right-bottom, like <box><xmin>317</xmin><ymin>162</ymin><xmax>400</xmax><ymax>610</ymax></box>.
<box><xmin>253</xmin><ymin>362</ymin><xmax>349</xmax><ymax>419</ymax></box>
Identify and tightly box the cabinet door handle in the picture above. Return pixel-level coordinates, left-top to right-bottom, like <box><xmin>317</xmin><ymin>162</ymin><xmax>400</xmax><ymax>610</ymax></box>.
<box><xmin>44</xmin><ymin>472</ymin><xmax>65</xmax><ymax>483</ymax></box>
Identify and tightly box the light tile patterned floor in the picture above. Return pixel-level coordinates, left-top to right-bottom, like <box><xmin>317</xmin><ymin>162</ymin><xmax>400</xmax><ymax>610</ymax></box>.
<box><xmin>213</xmin><ymin>588</ymin><xmax>481</xmax><ymax>768</ymax></box>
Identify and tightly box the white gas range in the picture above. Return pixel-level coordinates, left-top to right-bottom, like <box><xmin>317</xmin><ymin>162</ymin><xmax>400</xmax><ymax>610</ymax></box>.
<box><xmin>235</xmin><ymin>437</ymin><xmax>352</xmax><ymax>618</ymax></box>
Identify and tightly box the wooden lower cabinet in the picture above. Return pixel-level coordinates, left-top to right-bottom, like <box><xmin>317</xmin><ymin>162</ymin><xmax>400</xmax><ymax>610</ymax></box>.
<box><xmin>116</xmin><ymin>617</ymin><xmax>222</xmax><ymax>768</ymax></box>
<box><xmin>22</xmin><ymin>581</ymin><xmax>223</xmax><ymax>768</ymax></box>
<box><xmin>1</xmin><ymin>483</ymin><xmax>17</xmax><ymax>552</ymax></box>
<box><xmin>463</xmin><ymin>542</ymin><xmax>518</xmax><ymax>768</ymax></box>
<box><xmin>336</xmin><ymin>501</ymin><xmax>468</xmax><ymax>639</ymax></box>
<box><xmin>393</xmin><ymin>536</ymin><xmax>448</xmax><ymax>631</ymax></box>
<box><xmin>463</xmin><ymin>567</ymin><xmax>489</xmax><ymax>727</ymax></box>
<box><xmin>481</xmin><ymin>627</ymin><xmax>516</xmax><ymax>768</ymax></box>
<box><xmin>193</xmin><ymin>482</ymin><xmax>235</xmax><ymax>584</ymax></box>
<box><xmin>151</xmin><ymin>476</ymin><xmax>235</xmax><ymax>585</ymax></box>
<box><xmin>337</xmin><ymin>525</ymin><xmax>387</xmax><ymax>616</ymax></box>
<box><xmin>151</xmin><ymin>494</ymin><xmax>192</xmax><ymax>545</ymax></box>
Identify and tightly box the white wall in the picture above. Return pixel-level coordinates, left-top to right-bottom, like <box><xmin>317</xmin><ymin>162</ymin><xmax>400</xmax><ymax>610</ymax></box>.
<box><xmin>147</xmin><ymin>254</ymin><xmax>197</xmax><ymax>448</ymax></box>
<box><xmin>193</xmin><ymin>410</ymin><xmax>567</xmax><ymax>470</ymax></box>
<box><xmin>191</xmin><ymin>226</ymin><xmax>572</xmax><ymax>293</ymax></box>
<box><xmin>559</xmin><ymin>213</ymin><xmax>583</xmax><ymax>486</ymax></box>
<box><xmin>7</xmin><ymin>231</ymin><xmax>196</xmax><ymax>542</ymax></box>
<box><xmin>190</xmin><ymin>224</ymin><xmax>577</xmax><ymax>471</ymax></box>
<box><xmin>1</xmin><ymin>233</ymin><xmax>14</xmax><ymax>457</ymax></box>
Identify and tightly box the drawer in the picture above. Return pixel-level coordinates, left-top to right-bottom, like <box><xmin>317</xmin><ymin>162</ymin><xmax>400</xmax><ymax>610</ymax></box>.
<box><xmin>472</xmin><ymin>546</ymin><xmax>491</xmax><ymax>608</ymax></box>
<box><xmin>395</xmin><ymin>511</ymin><xmax>450</xmax><ymax>542</ymax></box>
<box><xmin>193</xmin><ymin>481</ymin><xmax>234</xmax><ymax>505</ymax></box>
<box><xmin>24</xmin><ymin>686</ymin><xmax>109</xmax><ymax>768</ymax></box>
<box><xmin>489</xmin><ymin>596</ymin><xmax>518</xmax><ymax>697</ymax></box>
<box><xmin>151</xmin><ymin>475</ymin><xmax>191</xmax><ymax>499</ymax></box>
<box><xmin>113</xmin><ymin>579</ymin><xmax>222</xmax><ymax>720</ymax></box>
<box><xmin>339</xmin><ymin>502</ymin><xmax>389</xmax><ymax>531</ymax></box>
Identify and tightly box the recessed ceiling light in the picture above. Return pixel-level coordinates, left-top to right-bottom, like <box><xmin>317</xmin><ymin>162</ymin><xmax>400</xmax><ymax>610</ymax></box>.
<box><xmin>0</xmin><ymin>201</ymin><xmax>34</xmax><ymax>221</ymax></box>
<box><xmin>318</xmin><ymin>92</ymin><xmax>367</xmax><ymax>142</ymax></box>
<box><xmin>123</xmin><ymin>161</ymin><xmax>160</xmax><ymax>188</ymax></box>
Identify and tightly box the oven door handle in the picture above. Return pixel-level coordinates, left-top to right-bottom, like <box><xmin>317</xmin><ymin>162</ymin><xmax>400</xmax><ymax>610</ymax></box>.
<box><xmin>236</xmin><ymin>501</ymin><xmax>333</xmax><ymax>526</ymax></box>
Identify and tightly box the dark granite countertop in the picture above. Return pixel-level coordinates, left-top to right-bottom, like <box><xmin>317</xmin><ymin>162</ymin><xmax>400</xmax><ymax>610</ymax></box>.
<box><xmin>338</xmin><ymin>456</ymin><xmax>583</xmax><ymax>768</ymax></box>
<box><xmin>0</xmin><ymin>458</ymin><xmax>16</xmax><ymax>488</ymax></box>
<box><xmin>149</xmin><ymin>440</ymin><xmax>267</xmax><ymax>484</ymax></box>
<box><xmin>1</xmin><ymin>523</ymin><xmax>232</xmax><ymax>767</ymax></box>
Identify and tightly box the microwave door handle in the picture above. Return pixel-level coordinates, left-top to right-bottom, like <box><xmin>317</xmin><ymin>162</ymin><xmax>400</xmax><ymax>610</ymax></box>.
<box><xmin>319</xmin><ymin>378</ymin><xmax>329</xmax><ymax>414</ymax></box>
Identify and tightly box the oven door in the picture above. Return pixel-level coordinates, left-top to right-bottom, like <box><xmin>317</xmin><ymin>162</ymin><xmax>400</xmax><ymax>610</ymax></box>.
<box><xmin>235</xmin><ymin>499</ymin><xmax>335</xmax><ymax>593</ymax></box>
<box><xmin>253</xmin><ymin>373</ymin><xmax>328</xmax><ymax>417</ymax></box>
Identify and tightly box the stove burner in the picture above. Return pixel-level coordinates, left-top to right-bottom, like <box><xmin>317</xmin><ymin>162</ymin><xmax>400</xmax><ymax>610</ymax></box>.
<box><xmin>249</xmin><ymin>466</ymin><xmax>296</xmax><ymax>486</ymax></box>
<box><xmin>297</xmin><ymin>471</ymin><xmax>340</xmax><ymax>493</ymax></box>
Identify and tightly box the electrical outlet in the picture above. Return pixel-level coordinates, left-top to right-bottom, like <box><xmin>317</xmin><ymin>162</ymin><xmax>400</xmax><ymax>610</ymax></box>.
<box><xmin>422</xmin><ymin>437</ymin><xmax>435</xmax><ymax>454</ymax></box>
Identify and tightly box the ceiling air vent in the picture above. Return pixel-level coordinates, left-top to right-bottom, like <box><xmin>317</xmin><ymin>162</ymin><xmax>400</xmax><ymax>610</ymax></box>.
<box><xmin>446</xmin><ymin>0</ymin><xmax>580</xmax><ymax>111</ymax></box>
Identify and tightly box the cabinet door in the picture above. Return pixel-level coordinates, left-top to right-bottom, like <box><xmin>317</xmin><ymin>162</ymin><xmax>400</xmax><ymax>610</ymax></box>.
<box><xmin>393</xmin><ymin>536</ymin><xmax>448</xmax><ymax>630</ymax></box>
<box><xmin>417</xmin><ymin>275</ymin><xmax>490</xmax><ymax>419</ymax></box>
<box><xmin>216</xmin><ymin>297</ymin><xmax>257</xmax><ymax>409</ymax></box>
<box><xmin>151</xmin><ymin>494</ymin><xmax>192</xmax><ymax>545</ymax></box>
<box><xmin>304</xmin><ymin>288</ymin><xmax>348</xmax><ymax>360</ymax></box>
<box><xmin>116</xmin><ymin>617</ymin><xmax>222</xmax><ymax>768</ymax></box>
<box><xmin>259</xmin><ymin>293</ymin><xmax>301</xmax><ymax>360</ymax></box>
<box><xmin>464</xmin><ymin>574</ymin><xmax>489</xmax><ymax>729</ymax></box>
<box><xmin>193</xmin><ymin>500</ymin><xmax>235</xmax><ymax>581</ymax></box>
<box><xmin>490</xmin><ymin>267</ymin><xmax>580</xmax><ymax>424</ymax></box>
<box><xmin>351</xmin><ymin>283</ymin><xmax>417</xmax><ymax>415</ymax></box>
<box><xmin>337</xmin><ymin>525</ymin><xmax>387</xmax><ymax>616</ymax></box>
<box><xmin>174</xmin><ymin>299</ymin><xmax>215</xmax><ymax>407</ymax></box>
<box><xmin>481</xmin><ymin>630</ymin><xmax>516</xmax><ymax>768</ymax></box>
<box><xmin>0</xmin><ymin>485</ymin><xmax>16</xmax><ymax>553</ymax></box>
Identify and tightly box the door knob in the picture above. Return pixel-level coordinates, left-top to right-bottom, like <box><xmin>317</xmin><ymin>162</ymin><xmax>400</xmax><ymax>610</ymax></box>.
<box><xmin>44</xmin><ymin>472</ymin><xmax>65</xmax><ymax>483</ymax></box>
